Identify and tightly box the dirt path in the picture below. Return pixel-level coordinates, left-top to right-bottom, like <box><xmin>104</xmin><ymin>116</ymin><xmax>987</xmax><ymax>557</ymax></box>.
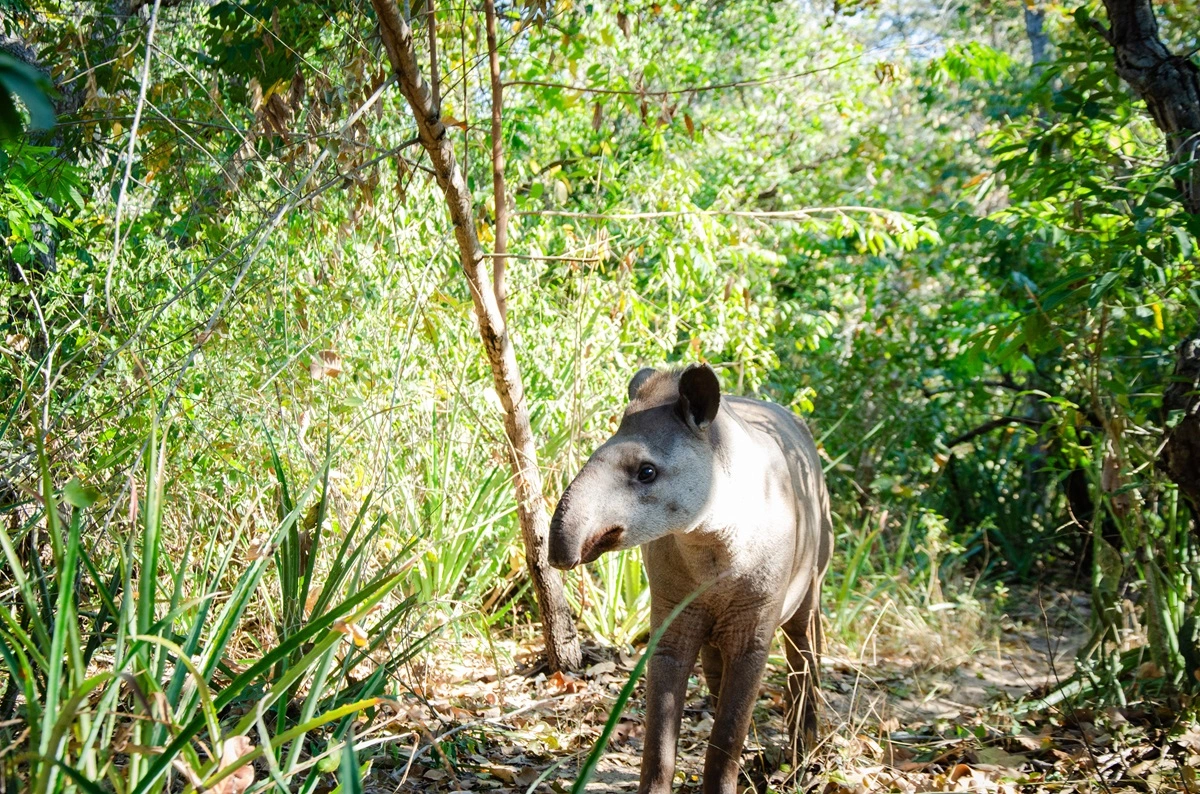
<box><xmin>366</xmin><ymin>591</ymin><xmax>1195</xmax><ymax>793</ymax></box>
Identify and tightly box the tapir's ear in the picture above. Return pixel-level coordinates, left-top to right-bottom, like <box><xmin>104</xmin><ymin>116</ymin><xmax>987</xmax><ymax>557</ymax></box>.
<box><xmin>628</xmin><ymin>367</ymin><xmax>657</xmax><ymax>401</ymax></box>
<box><xmin>676</xmin><ymin>364</ymin><xmax>721</xmax><ymax>432</ymax></box>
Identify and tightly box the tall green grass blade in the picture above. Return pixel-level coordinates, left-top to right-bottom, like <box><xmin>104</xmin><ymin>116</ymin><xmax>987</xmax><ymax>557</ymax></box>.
<box><xmin>196</xmin><ymin>699</ymin><xmax>381</xmax><ymax>793</ymax></box>
<box><xmin>78</xmin><ymin>542</ymin><xmax>122</xmax><ymax>665</ymax></box>
<box><xmin>0</xmin><ymin>606</ymin><xmax>50</xmax><ymax>670</ymax></box>
<box><xmin>135</xmin><ymin>635</ymin><xmax>222</xmax><ymax>747</ymax></box>
<box><xmin>299</xmin><ymin>435</ymin><xmax>334</xmax><ymax>627</ymax></box>
<box><xmin>284</xmin><ymin>642</ymin><xmax>340</xmax><ymax>773</ymax></box>
<box><xmin>54</xmin><ymin>760</ymin><xmax>111</xmax><ymax>794</ymax></box>
<box><xmin>131</xmin><ymin>571</ymin><xmax>406</xmax><ymax>794</ymax></box>
<box><xmin>337</xmin><ymin>730</ymin><xmax>365</xmax><ymax>794</ymax></box>
<box><xmin>0</xmin><ymin>521</ymin><xmax>52</xmax><ymax>651</ymax></box>
<box><xmin>35</xmin><ymin>433</ymin><xmax>77</xmax><ymax>794</ymax></box>
<box><xmin>36</xmin><ymin>673</ymin><xmax>110</xmax><ymax>794</ymax></box>
<box><xmin>0</xmin><ymin>630</ymin><xmax>41</xmax><ymax>741</ymax></box>
<box><xmin>572</xmin><ymin>582</ymin><xmax>712</xmax><ymax>793</ymax></box>
<box><xmin>196</xmin><ymin>472</ymin><xmax>319</xmax><ymax>682</ymax></box>
<box><xmin>836</xmin><ymin>524</ymin><xmax>882</xmax><ymax>611</ymax></box>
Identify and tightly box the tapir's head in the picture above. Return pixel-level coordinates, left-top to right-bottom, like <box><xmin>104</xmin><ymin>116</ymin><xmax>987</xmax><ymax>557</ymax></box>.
<box><xmin>548</xmin><ymin>364</ymin><xmax>722</xmax><ymax>569</ymax></box>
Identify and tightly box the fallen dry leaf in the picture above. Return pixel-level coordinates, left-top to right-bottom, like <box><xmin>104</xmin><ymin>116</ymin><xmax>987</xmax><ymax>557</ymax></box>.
<box><xmin>310</xmin><ymin>350</ymin><xmax>343</xmax><ymax>380</ymax></box>
<box><xmin>1136</xmin><ymin>660</ymin><xmax>1164</xmax><ymax>679</ymax></box>
<box><xmin>514</xmin><ymin>767</ymin><xmax>542</xmax><ymax>787</ymax></box>
<box><xmin>1011</xmin><ymin>732</ymin><xmax>1044</xmax><ymax>752</ymax></box>
<box><xmin>210</xmin><ymin>736</ymin><xmax>255</xmax><ymax>794</ymax></box>
<box><xmin>332</xmin><ymin>619</ymin><xmax>369</xmax><ymax>647</ymax></box>
<box><xmin>247</xmin><ymin>537</ymin><xmax>276</xmax><ymax>560</ymax></box>
<box><xmin>585</xmin><ymin>660</ymin><xmax>616</xmax><ymax>677</ymax></box>
<box><xmin>546</xmin><ymin>670</ymin><xmax>586</xmax><ymax>694</ymax></box>
<box><xmin>487</xmin><ymin>764</ymin><xmax>518</xmax><ymax>784</ymax></box>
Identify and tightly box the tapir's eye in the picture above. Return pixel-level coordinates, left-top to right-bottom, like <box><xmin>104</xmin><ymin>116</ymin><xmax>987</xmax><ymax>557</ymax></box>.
<box><xmin>636</xmin><ymin>463</ymin><xmax>658</xmax><ymax>484</ymax></box>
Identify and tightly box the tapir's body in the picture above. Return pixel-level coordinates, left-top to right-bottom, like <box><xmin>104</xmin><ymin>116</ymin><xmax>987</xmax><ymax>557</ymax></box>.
<box><xmin>549</xmin><ymin>365</ymin><xmax>832</xmax><ymax>794</ymax></box>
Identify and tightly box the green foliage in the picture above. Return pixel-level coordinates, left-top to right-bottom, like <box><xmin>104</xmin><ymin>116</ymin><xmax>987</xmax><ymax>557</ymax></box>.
<box><xmin>0</xmin><ymin>2</ymin><xmax>1197</xmax><ymax>787</ymax></box>
<box><xmin>0</xmin><ymin>433</ymin><xmax>421</xmax><ymax>792</ymax></box>
<box><xmin>0</xmin><ymin>52</ymin><xmax>53</xmax><ymax>139</ymax></box>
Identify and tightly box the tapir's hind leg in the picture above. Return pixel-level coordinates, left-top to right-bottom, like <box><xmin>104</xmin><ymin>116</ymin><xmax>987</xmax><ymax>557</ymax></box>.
<box><xmin>781</xmin><ymin>580</ymin><xmax>823</xmax><ymax>764</ymax></box>
<box><xmin>700</xmin><ymin>644</ymin><xmax>723</xmax><ymax>703</ymax></box>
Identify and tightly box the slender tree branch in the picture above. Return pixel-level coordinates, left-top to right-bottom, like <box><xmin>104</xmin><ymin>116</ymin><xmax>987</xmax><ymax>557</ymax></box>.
<box><xmin>370</xmin><ymin>0</ymin><xmax>582</xmax><ymax>671</ymax></box>
<box><xmin>484</xmin><ymin>0</ymin><xmax>509</xmax><ymax>318</ymax></box>
<box><xmin>516</xmin><ymin>205</ymin><xmax>917</xmax><ymax>222</ymax></box>
<box><xmin>946</xmin><ymin>417</ymin><xmax>1044</xmax><ymax>448</ymax></box>
<box><xmin>105</xmin><ymin>0</ymin><xmax>162</xmax><ymax>325</ymax></box>
<box><xmin>502</xmin><ymin>54</ymin><xmax>862</xmax><ymax>98</ymax></box>
<box><xmin>482</xmin><ymin>252</ymin><xmax>602</xmax><ymax>262</ymax></box>
<box><xmin>426</xmin><ymin>0</ymin><xmax>440</xmax><ymax>110</ymax></box>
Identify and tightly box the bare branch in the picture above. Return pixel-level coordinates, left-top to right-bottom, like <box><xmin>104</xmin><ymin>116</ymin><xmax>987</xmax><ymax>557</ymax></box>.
<box><xmin>106</xmin><ymin>0</ymin><xmax>163</xmax><ymax>326</ymax></box>
<box><xmin>426</xmin><ymin>0</ymin><xmax>440</xmax><ymax>110</ymax></box>
<box><xmin>515</xmin><ymin>205</ymin><xmax>918</xmax><ymax>222</ymax></box>
<box><xmin>503</xmin><ymin>54</ymin><xmax>864</xmax><ymax>98</ymax></box>
<box><xmin>946</xmin><ymin>417</ymin><xmax>1044</xmax><ymax>448</ymax></box>
<box><xmin>484</xmin><ymin>0</ymin><xmax>509</xmax><ymax>318</ymax></box>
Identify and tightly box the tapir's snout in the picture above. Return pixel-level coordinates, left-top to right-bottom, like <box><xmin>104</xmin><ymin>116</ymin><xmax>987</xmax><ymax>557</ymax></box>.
<box><xmin>548</xmin><ymin>475</ymin><xmax>627</xmax><ymax>570</ymax></box>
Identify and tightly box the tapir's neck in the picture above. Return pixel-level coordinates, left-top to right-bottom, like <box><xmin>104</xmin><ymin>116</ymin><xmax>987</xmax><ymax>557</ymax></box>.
<box><xmin>671</xmin><ymin>408</ymin><xmax>772</xmax><ymax>573</ymax></box>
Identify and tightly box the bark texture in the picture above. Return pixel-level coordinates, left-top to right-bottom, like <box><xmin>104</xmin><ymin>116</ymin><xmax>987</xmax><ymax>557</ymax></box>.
<box><xmin>1098</xmin><ymin>0</ymin><xmax>1200</xmax><ymax>521</ymax></box>
<box><xmin>1160</xmin><ymin>328</ymin><xmax>1200</xmax><ymax>518</ymax></box>
<box><xmin>369</xmin><ymin>0</ymin><xmax>581</xmax><ymax>670</ymax></box>
<box><xmin>1100</xmin><ymin>0</ymin><xmax>1200</xmax><ymax>213</ymax></box>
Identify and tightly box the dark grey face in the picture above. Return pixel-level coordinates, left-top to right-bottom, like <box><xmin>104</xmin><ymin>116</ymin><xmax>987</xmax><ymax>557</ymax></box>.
<box><xmin>548</xmin><ymin>365</ymin><xmax>721</xmax><ymax>569</ymax></box>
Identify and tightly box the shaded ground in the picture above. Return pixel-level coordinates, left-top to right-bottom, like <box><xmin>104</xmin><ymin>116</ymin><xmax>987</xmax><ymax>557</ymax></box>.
<box><xmin>350</xmin><ymin>590</ymin><xmax>1199</xmax><ymax>793</ymax></box>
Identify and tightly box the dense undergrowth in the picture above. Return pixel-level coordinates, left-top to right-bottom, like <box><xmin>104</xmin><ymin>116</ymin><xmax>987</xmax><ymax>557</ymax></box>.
<box><xmin>0</xmin><ymin>0</ymin><xmax>1198</xmax><ymax>791</ymax></box>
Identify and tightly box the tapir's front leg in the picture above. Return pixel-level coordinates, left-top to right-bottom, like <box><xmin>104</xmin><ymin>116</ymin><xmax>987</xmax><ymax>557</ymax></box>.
<box><xmin>638</xmin><ymin>605</ymin><xmax>708</xmax><ymax>794</ymax></box>
<box><xmin>703</xmin><ymin>640</ymin><xmax>770</xmax><ymax>794</ymax></box>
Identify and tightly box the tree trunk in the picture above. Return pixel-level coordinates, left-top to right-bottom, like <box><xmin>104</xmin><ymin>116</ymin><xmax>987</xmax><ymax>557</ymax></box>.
<box><xmin>1099</xmin><ymin>0</ymin><xmax>1200</xmax><ymax>213</ymax></box>
<box><xmin>369</xmin><ymin>0</ymin><xmax>581</xmax><ymax>671</ymax></box>
<box><xmin>1098</xmin><ymin>0</ymin><xmax>1200</xmax><ymax>522</ymax></box>
<box><xmin>1023</xmin><ymin>2</ymin><xmax>1050</xmax><ymax>72</ymax></box>
<box><xmin>1160</xmin><ymin>327</ymin><xmax>1200</xmax><ymax>520</ymax></box>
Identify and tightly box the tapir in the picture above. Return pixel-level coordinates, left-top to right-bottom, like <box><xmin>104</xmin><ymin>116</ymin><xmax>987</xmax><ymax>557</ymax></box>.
<box><xmin>549</xmin><ymin>364</ymin><xmax>832</xmax><ymax>794</ymax></box>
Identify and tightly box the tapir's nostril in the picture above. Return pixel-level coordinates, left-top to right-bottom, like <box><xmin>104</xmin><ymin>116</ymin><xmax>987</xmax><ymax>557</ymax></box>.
<box><xmin>580</xmin><ymin>526</ymin><xmax>625</xmax><ymax>564</ymax></box>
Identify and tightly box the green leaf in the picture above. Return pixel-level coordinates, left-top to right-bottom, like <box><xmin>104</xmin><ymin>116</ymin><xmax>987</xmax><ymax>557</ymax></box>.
<box><xmin>0</xmin><ymin>54</ymin><xmax>55</xmax><ymax>138</ymax></box>
<box><xmin>63</xmin><ymin>477</ymin><xmax>99</xmax><ymax>509</ymax></box>
<box><xmin>1073</xmin><ymin>7</ymin><xmax>1092</xmax><ymax>32</ymax></box>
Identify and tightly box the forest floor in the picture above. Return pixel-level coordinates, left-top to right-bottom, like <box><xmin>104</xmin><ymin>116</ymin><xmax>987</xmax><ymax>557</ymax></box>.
<box><xmin>354</xmin><ymin>589</ymin><xmax>1199</xmax><ymax>794</ymax></box>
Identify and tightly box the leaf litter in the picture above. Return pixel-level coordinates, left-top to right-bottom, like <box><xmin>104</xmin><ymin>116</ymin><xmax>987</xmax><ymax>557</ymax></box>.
<box><xmin>314</xmin><ymin>590</ymin><xmax>1197</xmax><ymax>793</ymax></box>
